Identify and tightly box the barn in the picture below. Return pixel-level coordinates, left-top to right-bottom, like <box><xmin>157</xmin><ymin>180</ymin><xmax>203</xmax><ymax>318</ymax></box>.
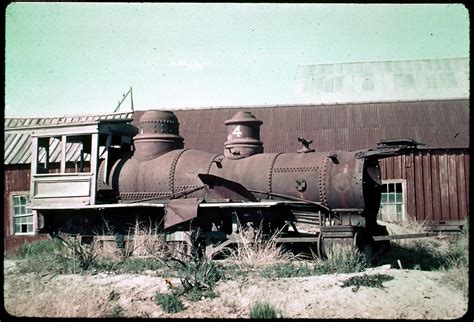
<box><xmin>3</xmin><ymin>58</ymin><xmax>469</xmax><ymax>254</ymax></box>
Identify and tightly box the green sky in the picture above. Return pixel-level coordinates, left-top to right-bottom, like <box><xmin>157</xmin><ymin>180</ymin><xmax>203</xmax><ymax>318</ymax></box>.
<box><xmin>5</xmin><ymin>3</ymin><xmax>469</xmax><ymax>117</ymax></box>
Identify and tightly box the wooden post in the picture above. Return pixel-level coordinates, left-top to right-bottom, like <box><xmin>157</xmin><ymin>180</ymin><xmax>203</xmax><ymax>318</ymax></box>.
<box><xmin>90</xmin><ymin>133</ymin><xmax>99</xmax><ymax>205</ymax></box>
<box><xmin>60</xmin><ymin>135</ymin><xmax>67</xmax><ymax>173</ymax></box>
<box><xmin>45</xmin><ymin>142</ymin><xmax>49</xmax><ymax>172</ymax></box>
<box><xmin>30</xmin><ymin>136</ymin><xmax>38</xmax><ymax>199</ymax></box>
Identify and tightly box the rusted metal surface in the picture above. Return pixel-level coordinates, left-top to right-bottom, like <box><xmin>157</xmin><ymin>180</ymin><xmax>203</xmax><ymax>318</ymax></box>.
<box><xmin>133</xmin><ymin>110</ymin><xmax>184</xmax><ymax>160</ymax></box>
<box><xmin>100</xmin><ymin>110</ymin><xmax>386</xmax><ymax>230</ymax></box>
<box><xmin>164</xmin><ymin>198</ymin><xmax>203</xmax><ymax>229</ymax></box>
<box><xmin>223</xmin><ymin>111</ymin><xmax>263</xmax><ymax>159</ymax></box>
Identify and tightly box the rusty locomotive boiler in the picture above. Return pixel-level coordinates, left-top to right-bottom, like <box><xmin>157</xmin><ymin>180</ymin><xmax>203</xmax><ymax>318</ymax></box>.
<box><xmin>31</xmin><ymin>109</ymin><xmax>422</xmax><ymax>258</ymax></box>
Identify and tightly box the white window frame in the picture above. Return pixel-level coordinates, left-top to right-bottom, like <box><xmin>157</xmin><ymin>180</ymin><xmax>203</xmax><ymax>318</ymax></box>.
<box><xmin>11</xmin><ymin>192</ymin><xmax>34</xmax><ymax>235</ymax></box>
<box><xmin>377</xmin><ymin>179</ymin><xmax>407</xmax><ymax>222</ymax></box>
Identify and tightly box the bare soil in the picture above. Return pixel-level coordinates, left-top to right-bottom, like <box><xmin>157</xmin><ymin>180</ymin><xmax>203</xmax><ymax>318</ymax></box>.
<box><xmin>2</xmin><ymin>259</ymin><xmax>468</xmax><ymax>319</ymax></box>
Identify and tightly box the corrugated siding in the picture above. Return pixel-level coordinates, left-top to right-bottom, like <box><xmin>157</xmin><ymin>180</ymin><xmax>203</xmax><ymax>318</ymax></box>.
<box><xmin>170</xmin><ymin>99</ymin><xmax>469</xmax><ymax>154</ymax></box>
<box><xmin>4</xmin><ymin>112</ymin><xmax>133</xmax><ymax>165</ymax></box>
<box><xmin>380</xmin><ymin>149</ymin><xmax>469</xmax><ymax>222</ymax></box>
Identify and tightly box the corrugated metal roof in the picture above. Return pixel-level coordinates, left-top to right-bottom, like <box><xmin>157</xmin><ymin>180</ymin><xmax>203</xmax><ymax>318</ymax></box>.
<box><xmin>171</xmin><ymin>99</ymin><xmax>469</xmax><ymax>154</ymax></box>
<box><xmin>4</xmin><ymin>112</ymin><xmax>133</xmax><ymax>165</ymax></box>
<box><xmin>4</xmin><ymin>100</ymin><xmax>469</xmax><ymax>165</ymax></box>
<box><xmin>294</xmin><ymin>57</ymin><xmax>469</xmax><ymax>104</ymax></box>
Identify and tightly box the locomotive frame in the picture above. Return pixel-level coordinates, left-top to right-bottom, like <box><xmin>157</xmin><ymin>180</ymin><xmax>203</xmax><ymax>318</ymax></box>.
<box><xmin>28</xmin><ymin>110</ymin><xmax>425</xmax><ymax>259</ymax></box>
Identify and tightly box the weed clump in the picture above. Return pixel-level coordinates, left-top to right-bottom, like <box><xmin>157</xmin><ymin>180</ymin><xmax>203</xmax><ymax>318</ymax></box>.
<box><xmin>182</xmin><ymin>287</ymin><xmax>217</xmax><ymax>301</ymax></box>
<box><xmin>314</xmin><ymin>243</ymin><xmax>368</xmax><ymax>274</ymax></box>
<box><xmin>11</xmin><ymin>238</ymin><xmax>63</xmax><ymax>259</ymax></box>
<box><xmin>172</xmin><ymin>258</ymin><xmax>223</xmax><ymax>291</ymax></box>
<box><xmin>341</xmin><ymin>273</ymin><xmax>394</xmax><ymax>292</ymax></box>
<box><xmin>103</xmin><ymin>305</ymin><xmax>125</xmax><ymax>318</ymax></box>
<box><xmin>249</xmin><ymin>301</ymin><xmax>280</xmax><ymax>319</ymax></box>
<box><xmin>261</xmin><ymin>262</ymin><xmax>313</xmax><ymax>278</ymax></box>
<box><xmin>155</xmin><ymin>293</ymin><xmax>185</xmax><ymax>313</ymax></box>
<box><xmin>442</xmin><ymin>220</ymin><xmax>469</xmax><ymax>298</ymax></box>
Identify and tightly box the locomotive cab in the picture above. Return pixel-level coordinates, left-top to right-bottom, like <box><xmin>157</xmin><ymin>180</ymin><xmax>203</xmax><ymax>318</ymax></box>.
<box><xmin>29</xmin><ymin>118</ymin><xmax>137</xmax><ymax>231</ymax></box>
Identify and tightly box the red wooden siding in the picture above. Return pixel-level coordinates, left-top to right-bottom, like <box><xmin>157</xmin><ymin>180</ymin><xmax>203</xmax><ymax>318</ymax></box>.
<box><xmin>380</xmin><ymin>149</ymin><xmax>469</xmax><ymax>223</ymax></box>
<box><xmin>4</xmin><ymin>165</ymin><xmax>54</xmax><ymax>254</ymax></box>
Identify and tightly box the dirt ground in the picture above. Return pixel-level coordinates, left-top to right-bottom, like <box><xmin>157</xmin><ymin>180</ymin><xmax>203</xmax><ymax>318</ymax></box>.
<box><xmin>2</xmin><ymin>259</ymin><xmax>468</xmax><ymax>319</ymax></box>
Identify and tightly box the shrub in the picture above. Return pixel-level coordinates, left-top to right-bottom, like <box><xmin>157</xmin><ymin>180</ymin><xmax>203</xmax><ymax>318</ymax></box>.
<box><xmin>314</xmin><ymin>243</ymin><xmax>368</xmax><ymax>274</ymax></box>
<box><xmin>155</xmin><ymin>293</ymin><xmax>184</xmax><ymax>313</ymax></box>
<box><xmin>341</xmin><ymin>273</ymin><xmax>394</xmax><ymax>292</ymax></box>
<box><xmin>249</xmin><ymin>302</ymin><xmax>280</xmax><ymax>319</ymax></box>
<box><xmin>169</xmin><ymin>258</ymin><xmax>223</xmax><ymax>291</ymax></box>
<box><xmin>56</xmin><ymin>235</ymin><xmax>99</xmax><ymax>272</ymax></box>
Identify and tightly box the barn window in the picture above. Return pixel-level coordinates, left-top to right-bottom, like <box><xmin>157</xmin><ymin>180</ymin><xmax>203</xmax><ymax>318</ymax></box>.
<box><xmin>378</xmin><ymin>181</ymin><xmax>406</xmax><ymax>222</ymax></box>
<box><xmin>12</xmin><ymin>195</ymin><xmax>33</xmax><ymax>234</ymax></box>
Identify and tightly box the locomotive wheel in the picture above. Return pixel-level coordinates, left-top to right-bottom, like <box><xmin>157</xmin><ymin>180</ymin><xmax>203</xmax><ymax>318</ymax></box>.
<box><xmin>319</xmin><ymin>237</ymin><xmax>355</xmax><ymax>259</ymax></box>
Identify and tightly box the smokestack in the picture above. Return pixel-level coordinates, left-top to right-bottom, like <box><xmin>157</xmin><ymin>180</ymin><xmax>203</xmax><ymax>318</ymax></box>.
<box><xmin>133</xmin><ymin>110</ymin><xmax>184</xmax><ymax>160</ymax></box>
<box><xmin>223</xmin><ymin>111</ymin><xmax>263</xmax><ymax>159</ymax></box>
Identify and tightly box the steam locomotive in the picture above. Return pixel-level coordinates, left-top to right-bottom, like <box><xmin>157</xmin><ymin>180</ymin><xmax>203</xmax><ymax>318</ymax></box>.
<box><xmin>34</xmin><ymin>110</ymin><xmax>421</xmax><ymax>258</ymax></box>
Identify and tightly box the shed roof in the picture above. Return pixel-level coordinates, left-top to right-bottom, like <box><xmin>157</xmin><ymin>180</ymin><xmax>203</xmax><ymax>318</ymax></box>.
<box><xmin>4</xmin><ymin>99</ymin><xmax>469</xmax><ymax>165</ymax></box>
<box><xmin>294</xmin><ymin>57</ymin><xmax>469</xmax><ymax>104</ymax></box>
<box><xmin>4</xmin><ymin>112</ymin><xmax>133</xmax><ymax>165</ymax></box>
<box><xmin>146</xmin><ymin>99</ymin><xmax>470</xmax><ymax>153</ymax></box>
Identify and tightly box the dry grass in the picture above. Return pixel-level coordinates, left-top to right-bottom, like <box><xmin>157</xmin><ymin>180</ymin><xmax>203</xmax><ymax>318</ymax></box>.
<box><xmin>127</xmin><ymin>220</ymin><xmax>161</xmax><ymax>258</ymax></box>
<box><xmin>381</xmin><ymin>217</ymin><xmax>452</xmax><ymax>253</ymax></box>
<box><xmin>382</xmin><ymin>216</ymin><xmax>428</xmax><ymax>236</ymax></box>
<box><xmin>5</xmin><ymin>280</ymin><xmax>116</xmax><ymax>318</ymax></box>
<box><xmin>226</xmin><ymin>226</ymin><xmax>293</xmax><ymax>269</ymax></box>
<box><xmin>94</xmin><ymin>237</ymin><xmax>123</xmax><ymax>261</ymax></box>
<box><xmin>117</xmin><ymin>220</ymin><xmax>173</xmax><ymax>260</ymax></box>
<box><xmin>443</xmin><ymin>258</ymin><xmax>469</xmax><ymax>298</ymax></box>
<box><xmin>442</xmin><ymin>220</ymin><xmax>469</xmax><ymax>298</ymax></box>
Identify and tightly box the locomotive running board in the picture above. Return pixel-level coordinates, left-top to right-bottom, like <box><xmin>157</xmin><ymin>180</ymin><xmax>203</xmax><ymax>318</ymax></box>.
<box><xmin>32</xmin><ymin>200</ymin><xmax>311</xmax><ymax>210</ymax></box>
<box><xmin>31</xmin><ymin>203</ymin><xmax>166</xmax><ymax>210</ymax></box>
<box><xmin>199</xmin><ymin>201</ymin><xmax>311</xmax><ymax>208</ymax></box>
